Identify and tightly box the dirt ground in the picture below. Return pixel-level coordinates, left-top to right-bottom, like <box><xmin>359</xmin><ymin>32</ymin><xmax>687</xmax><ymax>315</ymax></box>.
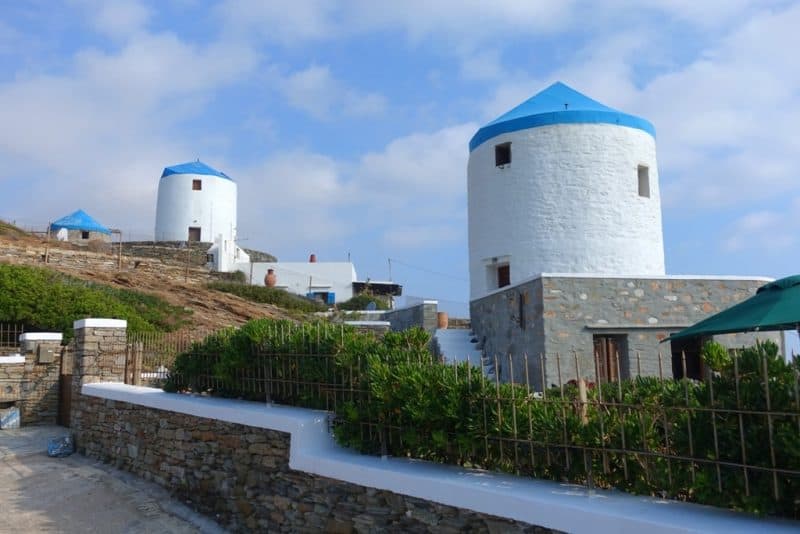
<box><xmin>0</xmin><ymin>425</ymin><xmax>226</xmax><ymax>533</ymax></box>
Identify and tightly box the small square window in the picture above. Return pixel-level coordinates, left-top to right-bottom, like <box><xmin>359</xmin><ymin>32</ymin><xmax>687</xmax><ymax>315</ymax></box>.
<box><xmin>81</xmin><ymin>231</ymin><xmax>89</xmax><ymax>239</ymax></box>
<box><xmin>638</xmin><ymin>165</ymin><xmax>650</xmax><ymax>197</ymax></box>
<box><xmin>495</xmin><ymin>142</ymin><xmax>511</xmax><ymax>167</ymax></box>
<box><xmin>192</xmin><ymin>179</ymin><xmax>202</xmax><ymax>191</ymax></box>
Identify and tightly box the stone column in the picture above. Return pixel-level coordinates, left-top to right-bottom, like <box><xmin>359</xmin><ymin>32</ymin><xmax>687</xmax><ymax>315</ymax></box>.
<box><xmin>18</xmin><ymin>332</ymin><xmax>64</xmax><ymax>424</ymax></box>
<box><xmin>70</xmin><ymin>318</ymin><xmax>127</xmax><ymax>432</ymax></box>
<box><xmin>72</xmin><ymin>318</ymin><xmax>128</xmax><ymax>385</ymax></box>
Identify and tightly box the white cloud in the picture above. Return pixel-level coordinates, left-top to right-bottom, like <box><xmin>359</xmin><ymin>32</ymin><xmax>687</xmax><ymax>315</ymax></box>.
<box><xmin>87</xmin><ymin>0</ymin><xmax>151</xmax><ymax>38</ymax></box>
<box><xmin>721</xmin><ymin>205</ymin><xmax>799</xmax><ymax>253</ymax></box>
<box><xmin>277</xmin><ymin>64</ymin><xmax>386</xmax><ymax>120</ymax></box>
<box><xmin>0</xmin><ymin>23</ymin><xmax>260</xmax><ymax>237</ymax></box>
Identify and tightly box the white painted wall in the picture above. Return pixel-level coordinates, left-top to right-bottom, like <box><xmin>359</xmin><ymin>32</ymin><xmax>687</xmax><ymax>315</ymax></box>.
<box><xmin>468</xmin><ymin>123</ymin><xmax>666</xmax><ymax>300</ymax></box>
<box><xmin>240</xmin><ymin>262</ymin><xmax>357</xmax><ymax>303</ymax></box>
<box><xmin>155</xmin><ymin>172</ymin><xmax>238</xmax><ymax>244</ymax></box>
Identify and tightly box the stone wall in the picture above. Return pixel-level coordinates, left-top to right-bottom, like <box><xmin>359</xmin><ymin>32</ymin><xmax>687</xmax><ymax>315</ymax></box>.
<box><xmin>381</xmin><ymin>301</ymin><xmax>439</xmax><ymax>333</ymax></box>
<box><xmin>74</xmin><ymin>395</ymin><xmax>551</xmax><ymax>533</ymax></box>
<box><xmin>470</xmin><ymin>275</ymin><xmax>782</xmax><ymax>389</ymax></box>
<box><xmin>70</xmin><ymin>320</ymin><xmax>128</xmax><ymax>429</ymax></box>
<box><xmin>0</xmin><ymin>239</ymin><xmax>211</xmax><ymax>288</ymax></box>
<box><xmin>0</xmin><ymin>335</ymin><xmax>63</xmax><ymax>424</ymax></box>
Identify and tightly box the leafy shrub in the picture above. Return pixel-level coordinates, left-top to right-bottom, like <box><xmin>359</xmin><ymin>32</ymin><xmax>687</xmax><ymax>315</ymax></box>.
<box><xmin>701</xmin><ymin>340</ymin><xmax>731</xmax><ymax>371</ymax></box>
<box><xmin>337</xmin><ymin>293</ymin><xmax>391</xmax><ymax>311</ymax></box>
<box><xmin>163</xmin><ymin>323</ymin><xmax>800</xmax><ymax>519</ymax></box>
<box><xmin>0</xmin><ymin>264</ymin><xmax>190</xmax><ymax>339</ymax></box>
<box><xmin>207</xmin><ymin>281</ymin><xmax>327</xmax><ymax>312</ymax></box>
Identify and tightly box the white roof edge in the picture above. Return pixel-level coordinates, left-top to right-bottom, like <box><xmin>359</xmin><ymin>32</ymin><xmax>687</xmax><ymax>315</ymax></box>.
<box><xmin>73</xmin><ymin>318</ymin><xmax>128</xmax><ymax>329</ymax></box>
<box><xmin>81</xmin><ymin>383</ymin><xmax>799</xmax><ymax>534</ymax></box>
<box><xmin>19</xmin><ymin>332</ymin><xmax>63</xmax><ymax>342</ymax></box>
<box><xmin>474</xmin><ymin>273</ymin><xmax>775</xmax><ymax>301</ymax></box>
<box><xmin>344</xmin><ymin>321</ymin><xmax>392</xmax><ymax>327</ymax></box>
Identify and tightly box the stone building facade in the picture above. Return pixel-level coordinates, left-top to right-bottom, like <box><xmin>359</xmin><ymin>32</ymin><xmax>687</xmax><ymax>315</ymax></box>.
<box><xmin>470</xmin><ymin>274</ymin><xmax>782</xmax><ymax>390</ymax></box>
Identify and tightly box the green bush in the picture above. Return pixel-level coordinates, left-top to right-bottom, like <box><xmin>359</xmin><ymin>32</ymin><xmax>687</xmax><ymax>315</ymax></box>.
<box><xmin>337</xmin><ymin>293</ymin><xmax>391</xmax><ymax>311</ymax></box>
<box><xmin>164</xmin><ymin>323</ymin><xmax>800</xmax><ymax>519</ymax></box>
<box><xmin>0</xmin><ymin>264</ymin><xmax>190</xmax><ymax>339</ymax></box>
<box><xmin>207</xmin><ymin>281</ymin><xmax>327</xmax><ymax>313</ymax></box>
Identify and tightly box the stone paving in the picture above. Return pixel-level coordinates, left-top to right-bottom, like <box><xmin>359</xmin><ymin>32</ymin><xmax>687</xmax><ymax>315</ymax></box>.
<box><xmin>0</xmin><ymin>425</ymin><xmax>226</xmax><ymax>534</ymax></box>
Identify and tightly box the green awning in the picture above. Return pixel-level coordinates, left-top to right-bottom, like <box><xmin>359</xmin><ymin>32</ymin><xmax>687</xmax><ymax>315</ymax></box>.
<box><xmin>665</xmin><ymin>275</ymin><xmax>800</xmax><ymax>342</ymax></box>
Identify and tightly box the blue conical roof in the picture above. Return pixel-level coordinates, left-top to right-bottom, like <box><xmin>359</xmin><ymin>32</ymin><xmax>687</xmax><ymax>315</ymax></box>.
<box><xmin>469</xmin><ymin>82</ymin><xmax>655</xmax><ymax>151</ymax></box>
<box><xmin>50</xmin><ymin>209</ymin><xmax>111</xmax><ymax>235</ymax></box>
<box><xmin>161</xmin><ymin>160</ymin><xmax>232</xmax><ymax>180</ymax></box>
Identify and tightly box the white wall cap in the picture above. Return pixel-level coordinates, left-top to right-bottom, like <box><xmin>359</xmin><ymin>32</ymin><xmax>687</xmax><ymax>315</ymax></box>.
<box><xmin>73</xmin><ymin>318</ymin><xmax>128</xmax><ymax>329</ymax></box>
<box><xmin>19</xmin><ymin>332</ymin><xmax>63</xmax><ymax>342</ymax></box>
<box><xmin>82</xmin><ymin>383</ymin><xmax>798</xmax><ymax>534</ymax></box>
<box><xmin>473</xmin><ymin>273</ymin><xmax>776</xmax><ymax>301</ymax></box>
<box><xmin>0</xmin><ymin>354</ymin><xmax>25</xmax><ymax>364</ymax></box>
<box><xmin>343</xmin><ymin>321</ymin><xmax>392</xmax><ymax>327</ymax></box>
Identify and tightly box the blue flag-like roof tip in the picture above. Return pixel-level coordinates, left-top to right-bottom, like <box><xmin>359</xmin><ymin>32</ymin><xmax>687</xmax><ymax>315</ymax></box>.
<box><xmin>469</xmin><ymin>81</ymin><xmax>656</xmax><ymax>151</ymax></box>
<box><xmin>50</xmin><ymin>209</ymin><xmax>111</xmax><ymax>235</ymax></box>
<box><xmin>160</xmin><ymin>160</ymin><xmax>232</xmax><ymax>180</ymax></box>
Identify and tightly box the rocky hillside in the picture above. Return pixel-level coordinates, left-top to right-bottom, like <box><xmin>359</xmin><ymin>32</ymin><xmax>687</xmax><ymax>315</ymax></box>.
<box><xmin>0</xmin><ymin>225</ymin><xmax>292</xmax><ymax>339</ymax></box>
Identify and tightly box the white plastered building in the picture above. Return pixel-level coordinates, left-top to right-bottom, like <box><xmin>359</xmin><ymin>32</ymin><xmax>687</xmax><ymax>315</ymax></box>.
<box><xmin>242</xmin><ymin>261</ymin><xmax>357</xmax><ymax>304</ymax></box>
<box><xmin>467</xmin><ymin>82</ymin><xmax>665</xmax><ymax>300</ymax></box>
<box><xmin>154</xmin><ymin>160</ymin><xmax>249</xmax><ymax>271</ymax></box>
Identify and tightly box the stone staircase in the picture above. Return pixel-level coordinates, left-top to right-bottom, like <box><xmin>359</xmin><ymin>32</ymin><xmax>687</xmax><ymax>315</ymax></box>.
<box><xmin>432</xmin><ymin>327</ymin><xmax>494</xmax><ymax>379</ymax></box>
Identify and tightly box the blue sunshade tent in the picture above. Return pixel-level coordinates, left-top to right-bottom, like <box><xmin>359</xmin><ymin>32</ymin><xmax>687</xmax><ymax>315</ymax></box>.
<box><xmin>666</xmin><ymin>275</ymin><xmax>800</xmax><ymax>342</ymax></box>
<box><xmin>50</xmin><ymin>209</ymin><xmax>111</xmax><ymax>235</ymax></box>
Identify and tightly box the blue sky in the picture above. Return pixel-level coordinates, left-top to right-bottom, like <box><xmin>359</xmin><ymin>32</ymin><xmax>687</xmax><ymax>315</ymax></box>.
<box><xmin>1</xmin><ymin>1</ymin><xmax>799</xmax><ymax>319</ymax></box>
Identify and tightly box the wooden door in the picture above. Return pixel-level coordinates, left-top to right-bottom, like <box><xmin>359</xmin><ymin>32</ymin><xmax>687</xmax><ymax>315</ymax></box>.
<box><xmin>593</xmin><ymin>336</ymin><xmax>620</xmax><ymax>383</ymax></box>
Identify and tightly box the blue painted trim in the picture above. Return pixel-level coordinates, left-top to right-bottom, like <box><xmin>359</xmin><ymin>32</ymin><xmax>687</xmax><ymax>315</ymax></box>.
<box><xmin>469</xmin><ymin>110</ymin><xmax>655</xmax><ymax>151</ymax></box>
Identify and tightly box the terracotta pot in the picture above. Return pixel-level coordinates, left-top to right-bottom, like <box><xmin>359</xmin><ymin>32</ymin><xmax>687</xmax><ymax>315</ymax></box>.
<box><xmin>437</xmin><ymin>311</ymin><xmax>449</xmax><ymax>329</ymax></box>
<box><xmin>265</xmin><ymin>268</ymin><xmax>277</xmax><ymax>287</ymax></box>
<box><xmin>309</xmin><ymin>253</ymin><xmax>317</xmax><ymax>263</ymax></box>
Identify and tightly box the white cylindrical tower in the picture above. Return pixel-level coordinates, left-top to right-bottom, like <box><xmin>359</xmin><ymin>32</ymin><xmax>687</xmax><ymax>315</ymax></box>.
<box><xmin>154</xmin><ymin>160</ymin><xmax>237</xmax><ymax>244</ymax></box>
<box><xmin>468</xmin><ymin>82</ymin><xmax>665</xmax><ymax>300</ymax></box>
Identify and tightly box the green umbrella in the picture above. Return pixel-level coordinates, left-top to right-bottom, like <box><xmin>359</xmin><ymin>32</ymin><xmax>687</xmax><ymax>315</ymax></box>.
<box><xmin>666</xmin><ymin>275</ymin><xmax>800</xmax><ymax>342</ymax></box>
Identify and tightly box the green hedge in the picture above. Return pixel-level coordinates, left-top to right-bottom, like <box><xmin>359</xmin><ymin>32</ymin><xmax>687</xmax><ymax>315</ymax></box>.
<box><xmin>0</xmin><ymin>264</ymin><xmax>190</xmax><ymax>339</ymax></box>
<box><xmin>164</xmin><ymin>320</ymin><xmax>800</xmax><ymax>519</ymax></box>
<box><xmin>206</xmin><ymin>281</ymin><xmax>327</xmax><ymax>313</ymax></box>
<box><xmin>337</xmin><ymin>293</ymin><xmax>391</xmax><ymax>311</ymax></box>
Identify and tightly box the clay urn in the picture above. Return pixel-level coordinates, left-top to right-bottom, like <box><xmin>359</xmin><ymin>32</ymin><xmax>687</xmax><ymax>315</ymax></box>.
<box><xmin>265</xmin><ymin>268</ymin><xmax>277</xmax><ymax>287</ymax></box>
<box><xmin>309</xmin><ymin>253</ymin><xmax>317</xmax><ymax>263</ymax></box>
<box><xmin>437</xmin><ymin>311</ymin><xmax>449</xmax><ymax>329</ymax></box>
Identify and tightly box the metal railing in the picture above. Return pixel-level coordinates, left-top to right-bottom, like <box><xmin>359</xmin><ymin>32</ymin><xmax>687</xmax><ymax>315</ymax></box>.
<box><xmin>0</xmin><ymin>322</ymin><xmax>24</xmax><ymax>354</ymax></box>
<box><xmin>143</xmin><ymin>330</ymin><xmax>800</xmax><ymax>517</ymax></box>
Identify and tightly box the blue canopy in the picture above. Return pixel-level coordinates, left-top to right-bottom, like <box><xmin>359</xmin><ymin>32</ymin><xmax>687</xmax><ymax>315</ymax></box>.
<box><xmin>469</xmin><ymin>81</ymin><xmax>655</xmax><ymax>151</ymax></box>
<box><xmin>50</xmin><ymin>209</ymin><xmax>111</xmax><ymax>235</ymax></box>
<box><xmin>161</xmin><ymin>160</ymin><xmax>232</xmax><ymax>180</ymax></box>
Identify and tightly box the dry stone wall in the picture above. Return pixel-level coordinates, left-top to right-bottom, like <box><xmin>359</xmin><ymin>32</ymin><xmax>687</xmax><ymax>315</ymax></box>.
<box><xmin>0</xmin><ymin>338</ymin><xmax>63</xmax><ymax>424</ymax></box>
<box><xmin>74</xmin><ymin>395</ymin><xmax>554</xmax><ymax>534</ymax></box>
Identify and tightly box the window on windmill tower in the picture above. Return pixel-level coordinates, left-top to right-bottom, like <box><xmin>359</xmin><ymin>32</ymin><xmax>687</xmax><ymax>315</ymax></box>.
<box><xmin>81</xmin><ymin>231</ymin><xmax>89</xmax><ymax>239</ymax></box>
<box><xmin>495</xmin><ymin>142</ymin><xmax>511</xmax><ymax>167</ymax></box>
<box><xmin>497</xmin><ymin>264</ymin><xmax>510</xmax><ymax>288</ymax></box>
<box><xmin>638</xmin><ymin>165</ymin><xmax>650</xmax><ymax>197</ymax></box>
<box><xmin>192</xmin><ymin>179</ymin><xmax>202</xmax><ymax>191</ymax></box>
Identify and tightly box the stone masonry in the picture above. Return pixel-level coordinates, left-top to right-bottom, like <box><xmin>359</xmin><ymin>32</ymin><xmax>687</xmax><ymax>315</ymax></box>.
<box><xmin>70</xmin><ymin>319</ymin><xmax>128</xmax><ymax>430</ymax></box>
<box><xmin>74</xmin><ymin>396</ymin><xmax>556</xmax><ymax>534</ymax></box>
<box><xmin>67</xmin><ymin>317</ymin><xmax>556</xmax><ymax>533</ymax></box>
<box><xmin>470</xmin><ymin>275</ymin><xmax>782</xmax><ymax>389</ymax></box>
<box><xmin>0</xmin><ymin>334</ymin><xmax>63</xmax><ymax>425</ymax></box>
